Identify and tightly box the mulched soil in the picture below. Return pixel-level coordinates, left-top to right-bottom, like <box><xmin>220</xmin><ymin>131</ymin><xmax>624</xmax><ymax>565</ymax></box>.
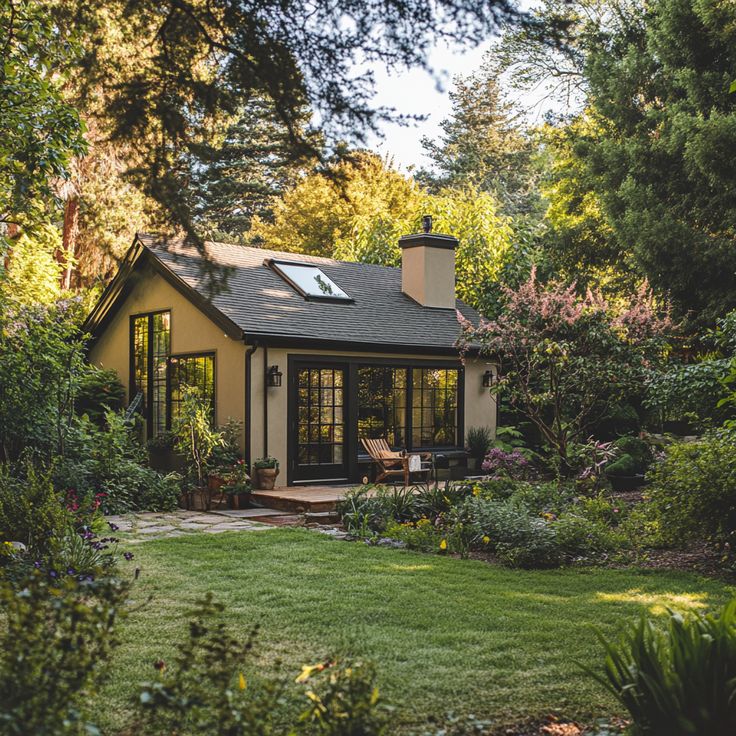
<box><xmin>628</xmin><ymin>541</ymin><xmax>729</xmax><ymax>578</ymax></box>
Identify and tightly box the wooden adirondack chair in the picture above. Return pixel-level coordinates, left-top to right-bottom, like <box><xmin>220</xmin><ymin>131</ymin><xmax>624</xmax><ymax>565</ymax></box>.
<box><xmin>360</xmin><ymin>437</ymin><xmax>434</xmax><ymax>488</ymax></box>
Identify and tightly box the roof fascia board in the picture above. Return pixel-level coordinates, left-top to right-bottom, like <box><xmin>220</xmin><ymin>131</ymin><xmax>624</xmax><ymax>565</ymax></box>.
<box><xmin>83</xmin><ymin>235</ymin><xmax>245</xmax><ymax>344</ymax></box>
<box><xmin>242</xmin><ymin>332</ymin><xmax>475</xmax><ymax>357</ymax></box>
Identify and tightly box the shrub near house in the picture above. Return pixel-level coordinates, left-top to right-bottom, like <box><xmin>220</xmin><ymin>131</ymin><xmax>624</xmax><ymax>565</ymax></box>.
<box><xmin>458</xmin><ymin>272</ymin><xmax>670</xmax><ymax>475</ymax></box>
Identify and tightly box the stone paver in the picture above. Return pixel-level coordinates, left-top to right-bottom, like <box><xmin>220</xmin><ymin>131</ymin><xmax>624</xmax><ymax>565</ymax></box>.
<box><xmin>107</xmin><ymin>509</ymin><xmax>284</xmax><ymax>541</ymax></box>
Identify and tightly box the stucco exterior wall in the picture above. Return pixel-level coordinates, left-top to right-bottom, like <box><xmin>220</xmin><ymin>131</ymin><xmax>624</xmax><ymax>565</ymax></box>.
<box><xmin>88</xmin><ymin>267</ymin><xmax>246</xmax><ymax>448</ymax></box>
<box><xmin>250</xmin><ymin>346</ymin><xmax>496</xmax><ymax>487</ymax></box>
<box><xmin>88</xmin><ymin>266</ymin><xmax>496</xmax><ymax>486</ymax></box>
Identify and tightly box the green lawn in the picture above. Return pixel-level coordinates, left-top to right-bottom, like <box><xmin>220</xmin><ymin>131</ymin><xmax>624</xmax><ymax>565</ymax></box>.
<box><xmin>100</xmin><ymin>529</ymin><xmax>734</xmax><ymax>732</ymax></box>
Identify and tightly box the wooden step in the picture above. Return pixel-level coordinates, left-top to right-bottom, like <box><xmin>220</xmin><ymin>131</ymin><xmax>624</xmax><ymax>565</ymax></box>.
<box><xmin>251</xmin><ymin>485</ymin><xmax>354</xmax><ymax>514</ymax></box>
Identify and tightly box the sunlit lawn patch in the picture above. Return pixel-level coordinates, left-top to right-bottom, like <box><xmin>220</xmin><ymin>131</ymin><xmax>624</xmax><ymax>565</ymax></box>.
<box><xmin>99</xmin><ymin>529</ymin><xmax>734</xmax><ymax>732</ymax></box>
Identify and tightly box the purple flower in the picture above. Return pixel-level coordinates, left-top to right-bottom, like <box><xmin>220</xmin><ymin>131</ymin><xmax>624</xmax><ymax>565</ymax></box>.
<box><xmin>123</xmin><ymin>551</ymin><xmax>134</xmax><ymax>561</ymax></box>
<box><xmin>482</xmin><ymin>448</ymin><xmax>534</xmax><ymax>480</ymax></box>
<box><xmin>66</xmin><ymin>568</ymin><xmax>76</xmax><ymax>576</ymax></box>
<box><xmin>108</xmin><ymin>522</ymin><xmax>120</xmax><ymax>532</ymax></box>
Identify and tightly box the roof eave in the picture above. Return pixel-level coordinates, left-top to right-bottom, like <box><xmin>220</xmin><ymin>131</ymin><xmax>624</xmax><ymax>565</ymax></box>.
<box><xmin>242</xmin><ymin>332</ymin><xmax>477</xmax><ymax>357</ymax></box>
<box><xmin>83</xmin><ymin>235</ymin><xmax>245</xmax><ymax>345</ymax></box>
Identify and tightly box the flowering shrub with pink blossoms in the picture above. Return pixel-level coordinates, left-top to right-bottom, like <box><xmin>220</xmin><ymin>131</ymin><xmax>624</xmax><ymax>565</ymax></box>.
<box><xmin>482</xmin><ymin>448</ymin><xmax>538</xmax><ymax>480</ymax></box>
<box><xmin>459</xmin><ymin>269</ymin><xmax>671</xmax><ymax>474</ymax></box>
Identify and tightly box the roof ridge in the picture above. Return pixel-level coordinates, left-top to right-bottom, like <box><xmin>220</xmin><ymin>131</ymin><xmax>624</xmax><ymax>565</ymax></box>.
<box><xmin>136</xmin><ymin>232</ymin><xmax>401</xmax><ymax>272</ymax></box>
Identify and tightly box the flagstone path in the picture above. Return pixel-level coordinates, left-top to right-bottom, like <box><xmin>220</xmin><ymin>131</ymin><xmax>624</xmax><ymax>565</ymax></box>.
<box><xmin>106</xmin><ymin>508</ymin><xmax>288</xmax><ymax>543</ymax></box>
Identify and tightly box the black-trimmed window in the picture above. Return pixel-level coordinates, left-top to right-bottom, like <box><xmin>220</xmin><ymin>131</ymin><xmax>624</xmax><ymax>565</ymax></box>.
<box><xmin>357</xmin><ymin>367</ymin><xmax>406</xmax><ymax>448</ymax></box>
<box><xmin>130</xmin><ymin>311</ymin><xmax>170</xmax><ymax>438</ymax></box>
<box><xmin>130</xmin><ymin>313</ymin><xmax>216</xmax><ymax>438</ymax></box>
<box><xmin>297</xmin><ymin>367</ymin><xmax>344</xmax><ymax>466</ymax></box>
<box><xmin>354</xmin><ymin>364</ymin><xmax>459</xmax><ymax>450</ymax></box>
<box><xmin>411</xmin><ymin>368</ymin><xmax>458</xmax><ymax>447</ymax></box>
<box><xmin>169</xmin><ymin>354</ymin><xmax>215</xmax><ymax>426</ymax></box>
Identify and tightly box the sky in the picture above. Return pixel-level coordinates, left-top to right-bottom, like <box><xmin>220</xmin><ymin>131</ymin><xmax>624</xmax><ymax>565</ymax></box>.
<box><xmin>367</xmin><ymin>40</ymin><xmax>493</xmax><ymax>173</ymax></box>
<box><xmin>366</xmin><ymin>0</ymin><xmax>556</xmax><ymax>173</ymax></box>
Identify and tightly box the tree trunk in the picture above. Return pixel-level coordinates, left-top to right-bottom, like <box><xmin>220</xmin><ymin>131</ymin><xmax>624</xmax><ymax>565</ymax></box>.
<box><xmin>60</xmin><ymin>196</ymin><xmax>79</xmax><ymax>290</ymax></box>
<box><xmin>2</xmin><ymin>222</ymin><xmax>19</xmax><ymax>272</ymax></box>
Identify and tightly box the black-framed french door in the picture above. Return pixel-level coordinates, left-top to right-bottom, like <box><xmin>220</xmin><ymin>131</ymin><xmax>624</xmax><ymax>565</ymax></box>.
<box><xmin>289</xmin><ymin>364</ymin><xmax>349</xmax><ymax>483</ymax></box>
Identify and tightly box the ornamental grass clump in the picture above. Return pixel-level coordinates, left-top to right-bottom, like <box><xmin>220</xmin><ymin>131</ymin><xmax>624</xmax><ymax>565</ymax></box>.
<box><xmin>590</xmin><ymin>599</ymin><xmax>736</xmax><ymax>736</ymax></box>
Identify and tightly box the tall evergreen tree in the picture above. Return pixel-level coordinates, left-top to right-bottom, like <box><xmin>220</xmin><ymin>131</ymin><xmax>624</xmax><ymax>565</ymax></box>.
<box><xmin>418</xmin><ymin>55</ymin><xmax>541</xmax><ymax>216</ymax></box>
<box><xmin>498</xmin><ymin>0</ymin><xmax>736</xmax><ymax>326</ymax></box>
<box><xmin>69</xmin><ymin>0</ymin><xmax>523</xmax><ymax>245</ymax></box>
<box><xmin>189</xmin><ymin>97</ymin><xmax>318</xmax><ymax>241</ymax></box>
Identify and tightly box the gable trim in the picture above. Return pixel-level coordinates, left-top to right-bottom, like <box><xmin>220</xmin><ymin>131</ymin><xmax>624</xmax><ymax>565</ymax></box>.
<box><xmin>83</xmin><ymin>236</ymin><xmax>245</xmax><ymax>344</ymax></box>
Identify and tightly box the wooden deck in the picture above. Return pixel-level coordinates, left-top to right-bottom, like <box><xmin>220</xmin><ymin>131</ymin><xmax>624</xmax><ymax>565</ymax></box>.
<box><xmin>251</xmin><ymin>485</ymin><xmax>359</xmax><ymax>513</ymax></box>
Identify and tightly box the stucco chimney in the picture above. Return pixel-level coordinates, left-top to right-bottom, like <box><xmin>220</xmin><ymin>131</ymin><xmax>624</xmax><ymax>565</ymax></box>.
<box><xmin>398</xmin><ymin>218</ymin><xmax>458</xmax><ymax>309</ymax></box>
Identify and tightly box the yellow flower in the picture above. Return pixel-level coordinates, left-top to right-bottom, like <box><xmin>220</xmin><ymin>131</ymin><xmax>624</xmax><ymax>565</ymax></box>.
<box><xmin>472</xmin><ymin>485</ymin><xmax>481</xmax><ymax>497</ymax></box>
<box><xmin>370</xmin><ymin>686</ymin><xmax>380</xmax><ymax>705</ymax></box>
<box><xmin>238</xmin><ymin>673</ymin><xmax>247</xmax><ymax>690</ymax></box>
<box><xmin>482</xmin><ymin>535</ymin><xmax>491</xmax><ymax>545</ymax></box>
<box><xmin>296</xmin><ymin>661</ymin><xmax>331</xmax><ymax>683</ymax></box>
<box><xmin>439</xmin><ymin>539</ymin><xmax>447</xmax><ymax>551</ymax></box>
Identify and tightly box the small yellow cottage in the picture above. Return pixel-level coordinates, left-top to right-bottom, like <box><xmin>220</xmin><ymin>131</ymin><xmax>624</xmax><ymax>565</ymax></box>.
<box><xmin>84</xmin><ymin>228</ymin><xmax>496</xmax><ymax>487</ymax></box>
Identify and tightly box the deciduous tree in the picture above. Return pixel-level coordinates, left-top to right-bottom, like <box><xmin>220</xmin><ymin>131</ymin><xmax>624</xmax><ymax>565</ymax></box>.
<box><xmin>459</xmin><ymin>271</ymin><xmax>671</xmax><ymax>472</ymax></box>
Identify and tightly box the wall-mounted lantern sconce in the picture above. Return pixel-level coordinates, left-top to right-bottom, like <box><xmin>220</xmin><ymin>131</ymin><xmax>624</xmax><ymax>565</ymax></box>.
<box><xmin>482</xmin><ymin>369</ymin><xmax>495</xmax><ymax>388</ymax></box>
<box><xmin>267</xmin><ymin>365</ymin><xmax>282</xmax><ymax>388</ymax></box>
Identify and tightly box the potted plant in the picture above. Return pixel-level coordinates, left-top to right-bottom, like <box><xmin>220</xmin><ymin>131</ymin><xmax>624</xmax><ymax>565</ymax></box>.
<box><xmin>147</xmin><ymin>430</ymin><xmax>181</xmax><ymax>473</ymax></box>
<box><xmin>466</xmin><ymin>426</ymin><xmax>493</xmax><ymax>471</ymax></box>
<box><xmin>222</xmin><ymin>459</ymin><xmax>252</xmax><ymax>509</ymax></box>
<box><xmin>172</xmin><ymin>387</ymin><xmax>225</xmax><ymax>510</ymax></box>
<box><xmin>253</xmin><ymin>456</ymin><xmax>279</xmax><ymax>490</ymax></box>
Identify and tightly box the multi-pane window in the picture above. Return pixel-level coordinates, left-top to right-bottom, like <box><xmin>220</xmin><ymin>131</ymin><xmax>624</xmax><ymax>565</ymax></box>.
<box><xmin>357</xmin><ymin>367</ymin><xmax>406</xmax><ymax>448</ymax></box>
<box><xmin>297</xmin><ymin>367</ymin><xmax>344</xmax><ymax>465</ymax></box>
<box><xmin>130</xmin><ymin>312</ymin><xmax>216</xmax><ymax>438</ymax></box>
<box><xmin>131</xmin><ymin>311</ymin><xmax>170</xmax><ymax>438</ymax></box>
<box><xmin>411</xmin><ymin>368</ymin><xmax>458</xmax><ymax>447</ymax></box>
<box><xmin>151</xmin><ymin>312</ymin><xmax>170</xmax><ymax>437</ymax></box>
<box><xmin>169</xmin><ymin>354</ymin><xmax>215</xmax><ymax>426</ymax></box>
<box><xmin>132</xmin><ymin>315</ymin><xmax>149</xmax><ymax>416</ymax></box>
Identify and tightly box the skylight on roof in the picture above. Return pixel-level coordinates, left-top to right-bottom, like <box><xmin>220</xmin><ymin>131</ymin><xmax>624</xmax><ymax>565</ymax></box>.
<box><xmin>268</xmin><ymin>260</ymin><xmax>353</xmax><ymax>303</ymax></box>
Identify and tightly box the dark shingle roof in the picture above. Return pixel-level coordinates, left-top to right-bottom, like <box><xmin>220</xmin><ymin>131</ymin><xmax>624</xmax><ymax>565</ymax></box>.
<box><xmin>137</xmin><ymin>234</ymin><xmax>480</xmax><ymax>352</ymax></box>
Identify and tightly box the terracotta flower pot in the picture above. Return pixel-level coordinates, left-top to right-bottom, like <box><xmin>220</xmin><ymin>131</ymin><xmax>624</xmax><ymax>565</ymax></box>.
<box><xmin>256</xmin><ymin>467</ymin><xmax>279</xmax><ymax>491</ymax></box>
<box><xmin>208</xmin><ymin>475</ymin><xmax>227</xmax><ymax>493</ymax></box>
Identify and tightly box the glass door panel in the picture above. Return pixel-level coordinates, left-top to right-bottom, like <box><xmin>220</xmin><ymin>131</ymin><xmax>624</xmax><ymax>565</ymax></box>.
<box><xmin>293</xmin><ymin>366</ymin><xmax>348</xmax><ymax>481</ymax></box>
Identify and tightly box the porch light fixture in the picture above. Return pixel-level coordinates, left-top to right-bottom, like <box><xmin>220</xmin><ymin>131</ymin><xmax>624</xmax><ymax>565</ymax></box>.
<box><xmin>267</xmin><ymin>365</ymin><xmax>283</xmax><ymax>388</ymax></box>
<box><xmin>482</xmin><ymin>369</ymin><xmax>495</xmax><ymax>388</ymax></box>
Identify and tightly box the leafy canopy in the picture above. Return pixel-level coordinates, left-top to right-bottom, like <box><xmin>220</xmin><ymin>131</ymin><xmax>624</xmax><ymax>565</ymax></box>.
<box><xmin>0</xmin><ymin>0</ymin><xmax>86</xmax><ymax>224</ymax></box>
<box><xmin>498</xmin><ymin>0</ymin><xmax>736</xmax><ymax>325</ymax></box>
<box><xmin>253</xmin><ymin>152</ymin><xmax>516</xmax><ymax>312</ymax></box>
<box><xmin>459</xmin><ymin>271</ymin><xmax>671</xmax><ymax>472</ymax></box>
